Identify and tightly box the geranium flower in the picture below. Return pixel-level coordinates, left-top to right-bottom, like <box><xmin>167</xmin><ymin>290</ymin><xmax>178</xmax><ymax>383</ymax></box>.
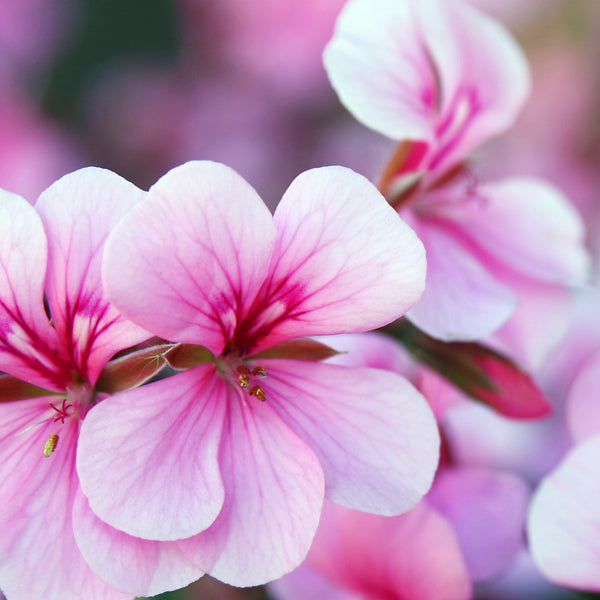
<box><xmin>324</xmin><ymin>0</ymin><xmax>589</xmax><ymax>359</ymax></box>
<box><xmin>76</xmin><ymin>160</ymin><xmax>440</xmax><ymax>588</ymax></box>
<box><xmin>0</xmin><ymin>169</ymin><xmax>202</xmax><ymax>600</ymax></box>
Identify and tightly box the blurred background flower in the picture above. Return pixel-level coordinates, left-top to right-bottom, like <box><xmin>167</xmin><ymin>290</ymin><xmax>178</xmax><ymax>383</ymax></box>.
<box><xmin>2</xmin><ymin>0</ymin><xmax>600</xmax><ymax>599</ymax></box>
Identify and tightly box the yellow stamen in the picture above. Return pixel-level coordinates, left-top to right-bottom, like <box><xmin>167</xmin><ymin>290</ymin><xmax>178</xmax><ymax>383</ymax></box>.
<box><xmin>43</xmin><ymin>433</ymin><xmax>59</xmax><ymax>457</ymax></box>
<box><xmin>249</xmin><ymin>385</ymin><xmax>266</xmax><ymax>402</ymax></box>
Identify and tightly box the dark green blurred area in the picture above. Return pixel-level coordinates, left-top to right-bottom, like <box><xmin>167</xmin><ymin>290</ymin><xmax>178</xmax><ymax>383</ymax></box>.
<box><xmin>42</xmin><ymin>0</ymin><xmax>179</xmax><ymax>124</ymax></box>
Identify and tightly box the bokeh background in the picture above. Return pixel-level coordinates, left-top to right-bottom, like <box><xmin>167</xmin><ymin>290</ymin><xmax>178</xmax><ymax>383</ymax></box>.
<box><xmin>2</xmin><ymin>1</ymin><xmax>600</xmax><ymax>598</ymax></box>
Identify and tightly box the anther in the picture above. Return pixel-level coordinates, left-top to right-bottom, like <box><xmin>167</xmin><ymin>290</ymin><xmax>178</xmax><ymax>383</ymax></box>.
<box><xmin>43</xmin><ymin>433</ymin><xmax>59</xmax><ymax>457</ymax></box>
<box><xmin>238</xmin><ymin>374</ymin><xmax>250</xmax><ymax>388</ymax></box>
<box><xmin>252</xmin><ymin>366</ymin><xmax>267</xmax><ymax>377</ymax></box>
<box><xmin>249</xmin><ymin>385</ymin><xmax>266</xmax><ymax>402</ymax></box>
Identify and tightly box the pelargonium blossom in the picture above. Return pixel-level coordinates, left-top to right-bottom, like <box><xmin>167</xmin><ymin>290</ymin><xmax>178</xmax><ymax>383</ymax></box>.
<box><xmin>324</xmin><ymin>0</ymin><xmax>589</xmax><ymax>363</ymax></box>
<box><xmin>0</xmin><ymin>170</ymin><xmax>203</xmax><ymax>600</ymax></box>
<box><xmin>76</xmin><ymin>160</ymin><xmax>440</xmax><ymax>588</ymax></box>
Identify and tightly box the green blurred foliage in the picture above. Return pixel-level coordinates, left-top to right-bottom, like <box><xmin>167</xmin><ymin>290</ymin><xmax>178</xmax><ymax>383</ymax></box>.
<box><xmin>42</xmin><ymin>0</ymin><xmax>179</xmax><ymax>123</ymax></box>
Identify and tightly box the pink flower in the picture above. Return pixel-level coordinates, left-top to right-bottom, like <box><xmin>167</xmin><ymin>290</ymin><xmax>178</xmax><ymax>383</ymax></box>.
<box><xmin>76</xmin><ymin>160</ymin><xmax>440</xmax><ymax>587</ymax></box>
<box><xmin>0</xmin><ymin>169</ymin><xmax>203</xmax><ymax>600</ymax></box>
<box><xmin>324</xmin><ymin>0</ymin><xmax>589</xmax><ymax>355</ymax></box>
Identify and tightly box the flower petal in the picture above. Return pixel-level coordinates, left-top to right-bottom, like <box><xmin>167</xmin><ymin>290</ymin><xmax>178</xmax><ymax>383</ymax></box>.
<box><xmin>437</xmin><ymin>178</ymin><xmax>589</xmax><ymax>285</ymax></box>
<box><xmin>0</xmin><ymin>409</ymin><xmax>131</xmax><ymax>600</ymax></box>
<box><xmin>324</xmin><ymin>0</ymin><xmax>436</xmax><ymax>144</ymax></box>
<box><xmin>260</xmin><ymin>166</ymin><xmax>425</xmax><ymax>349</ymax></box>
<box><xmin>407</xmin><ymin>220</ymin><xmax>516</xmax><ymax>341</ymax></box>
<box><xmin>103</xmin><ymin>161</ymin><xmax>276</xmax><ymax>356</ymax></box>
<box><xmin>488</xmin><ymin>274</ymin><xmax>572</xmax><ymax>371</ymax></box>
<box><xmin>77</xmin><ymin>366</ymin><xmax>226</xmax><ymax>541</ymax></box>
<box><xmin>528</xmin><ymin>435</ymin><xmax>600</xmax><ymax>592</ymax></box>
<box><xmin>324</xmin><ymin>0</ymin><xmax>529</xmax><ymax>168</ymax></box>
<box><xmin>72</xmin><ymin>488</ymin><xmax>203</xmax><ymax>597</ymax></box>
<box><xmin>263</xmin><ymin>359</ymin><xmax>439</xmax><ymax>514</ymax></box>
<box><xmin>179</xmin><ymin>396</ymin><xmax>325</xmax><ymax>586</ymax></box>
<box><xmin>0</xmin><ymin>189</ymin><xmax>67</xmax><ymax>390</ymax></box>
<box><xmin>428</xmin><ymin>466</ymin><xmax>530</xmax><ymax>581</ymax></box>
<box><xmin>309</xmin><ymin>500</ymin><xmax>472</xmax><ymax>600</ymax></box>
<box><xmin>567</xmin><ymin>351</ymin><xmax>600</xmax><ymax>443</ymax></box>
<box><xmin>417</xmin><ymin>0</ymin><xmax>529</xmax><ymax>165</ymax></box>
<box><xmin>36</xmin><ymin>167</ymin><xmax>151</xmax><ymax>385</ymax></box>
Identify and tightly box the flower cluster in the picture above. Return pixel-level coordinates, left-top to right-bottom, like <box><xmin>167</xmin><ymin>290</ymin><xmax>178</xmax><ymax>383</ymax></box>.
<box><xmin>0</xmin><ymin>1</ymin><xmax>599</xmax><ymax>600</ymax></box>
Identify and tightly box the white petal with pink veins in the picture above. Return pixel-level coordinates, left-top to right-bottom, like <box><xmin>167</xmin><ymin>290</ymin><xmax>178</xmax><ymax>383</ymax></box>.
<box><xmin>264</xmin><ymin>359</ymin><xmax>439</xmax><ymax>515</ymax></box>
<box><xmin>179</xmin><ymin>397</ymin><xmax>325</xmax><ymax>587</ymax></box>
<box><xmin>77</xmin><ymin>365</ymin><xmax>226</xmax><ymax>541</ymax></box>
<box><xmin>103</xmin><ymin>160</ymin><xmax>276</xmax><ymax>356</ymax></box>
<box><xmin>36</xmin><ymin>167</ymin><xmax>151</xmax><ymax>386</ymax></box>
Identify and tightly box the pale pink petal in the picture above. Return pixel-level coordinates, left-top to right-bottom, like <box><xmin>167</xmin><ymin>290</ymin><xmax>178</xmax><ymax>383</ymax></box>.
<box><xmin>567</xmin><ymin>351</ymin><xmax>600</xmax><ymax>443</ymax></box>
<box><xmin>0</xmin><ymin>189</ymin><xmax>67</xmax><ymax>390</ymax></box>
<box><xmin>260</xmin><ymin>166</ymin><xmax>425</xmax><ymax>349</ymax></box>
<box><xmin>309</xmin><ymin>501</ymin><xmax>472</xmax><ymax>600</ymax></box>
<box><xmin>407</xmin><ymin>220</ymin><xmax>516</xmax><ymax>341</ymax></box>
<box><xmin>0</xmin><ymin>413</ymin><xmax>131</xmax><ymax>600</ymax></box>
<box><xmin>179</xmin><ymin>397</ymin><xmax>325</xmax><ymax>587</ymax></box>
<box><xmin>77</xmin><ymin>366</ymin><xmax>226</xmax><ymax>541</ymax></box>
<box><xmin>437</xmin><ymin>178</ymin><xmax>589</xmax><ymax>285</ymax></box>
<box><xmin>36</xmin><ymin>167</ymin><xmax>151</xmax><ymax>385</ymax></box>
<box><xmin>263</xmin><ymin>359</ymin><xmax>439</xmax><ymax>514</ymax></box>
<box><xmin>488</xmin><ymin>273</ymin><xmax>572</xmax><ymax>371</ymax></box>
<box><xmin>269</xmin><ymin>562</ymin><xmax>360</xmax><ymax>600</ymax></box>
<box><xmin>444</xmin><ymin>402</ymin><xmax>571</xmax><ymax>483</ymax></box>
<box><xmin>314</xmin><ymin>331</ymin><xmax>415</xmax><ymax>375</ymax></box>
<box><xmin>103</xmin><ymin>161</ymin><xmax>276</xmax><ymax>356</ymax></box>
<box><xmin>324</xmin><ymin>0</ymin><xmax>437</xmax><ymax>144</ymax></box>
<box><xmin>72</xmin><ymin>489</ymin><xmax>203</xmax><ymax>597</ymax></box>
<box><xmin>417</xmin><ymin>0</ymin><xmax>529</xmax><ymax>166</ymax></box>
<box><xmin>324</xmin><ymin>0</ymin><xmax>528</xmax><ymax>168</ymax></box>
<box><xmin>428</xmin><ymin>466</ymin><xmax>530</xmax><ymax>581</ymax></box>
<box><xmin>528</xmin><ymin>435</ymin><xmax>600</xmax><ymax>592</ymax></box>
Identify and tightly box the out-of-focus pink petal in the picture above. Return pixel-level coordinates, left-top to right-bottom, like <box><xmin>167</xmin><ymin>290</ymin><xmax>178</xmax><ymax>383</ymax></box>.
<box><xmin>407</xmin><ymin>220</ymin><xmax>516</xmax><ymax>341</ymax></box>
<box><xmin>488</xmin><ymin>273</ymin><xmax>572</xmax><ymax>371</ymax></box>
<box><xmin>0</xmin><ymin>189</ymin><xmax>67</xmax><ymax>390</ymax></box>
<box><xmin>72</xmin><ymin>489</ymin><xmax>203</xmax><ymax>597</ymax></box>
<box><xmin>179</xmin><ymin>398</ymin><xmax>325</xmax><ymax>587</ymax></box>
<box><xmin>0</xmin><ymin>414</ymin><xmax>131</xmax><ymax>600</ymax></box>
<box><xmin>444</xmin><ymin>402</ymin><xmax>571</xmax><ymax>483</ymax></box>
<box><xmin>269</xmin><ymin>561</ymin><xmax>361</xmax><ymax>600</ymax></box>
<box><xmin>528</xmin><ymin>435</ymin><xmax>600</xmax><ymax>592</ymax></box>
<box><xmin>309</xmin><ymin>500</ymin><xmax>472</xmax><ymax>600</ymax></box>
<box><xmin>438</xmin><ymin>178</ymin><xmax>589</xmax><ymax>285</ymax></box>
<box><xmin>261</xmin><ymin>166</ymin><xmax>425</xmax><ymax>350</ymax></box>
<box><xmin>417</xmin><ymin>0</ymin><xmax>529</xmax><ymax>166</ymax></box>
<box><xmin>103</xmin><ymin>161</ymin><xmax>276</xmax><ymax>356</ymax></box>
<box><xmin>77</xmin><ymin>366</ymin><xmax>226</xmax><ymax>541</ymax></box>
<box><xmin>567</xmin><ymin>351</ymin><xmax>600</xmax><ymax>443</ymax></box>
<box><xmin>36</xmin><ymin>168</ymin><xmax>150</xmax><ymax>385</ymax></box>
<box><xmin>324</xmin><ymin>0</ymin><xmax>529</xmax><ymax>169</ymax></box>
<box><xmin>264</xmin><ymin>359</ymin><xmax>439</xmax><ymax>514</ymax></box>
<box><xmin>428</xmin><ymin>466</ymin><xmax>530</xmax><ymax>581</ymax></box>
<box><xmin>314</xmin><ymin>331</ymin><xmax>415</xmax><ymax>375</ymax></box>
<box><xmin>324</xmin><ymin>0</ymin><xmax>436</xmax><ymax>144</ymax></box>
